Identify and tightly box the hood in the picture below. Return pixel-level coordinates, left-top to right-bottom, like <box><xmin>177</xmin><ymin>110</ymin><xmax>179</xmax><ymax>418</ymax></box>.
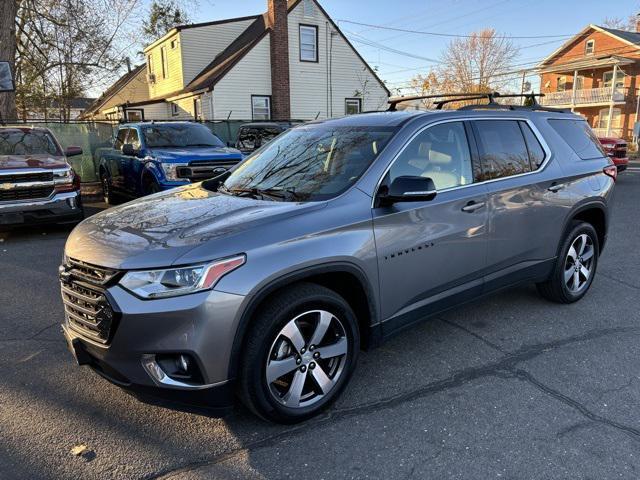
<box><xmin>65</xmin><ymin>184</ymin><xmax>322</xmax><ymax>270</ymax></box>
<box><xmin>0</xmin><ymin>154</ymin><xmax>67</xmax><ymax>170</ymax></box>
<box><xmin>148</xmin><ymin>146</ymin><xmax>242</xmax><ymax>163</ymax></box>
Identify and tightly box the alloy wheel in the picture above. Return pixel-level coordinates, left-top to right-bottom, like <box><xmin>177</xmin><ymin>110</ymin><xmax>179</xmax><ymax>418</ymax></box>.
<box><xmin>266</xmin><ymin>310</ymin><xmax>349</xmax><ymax>409</ymax></box>
<box><xmin>564</xmin><ymin>233</ymin><xmax>595</xmax><ymax>293</ymax></box>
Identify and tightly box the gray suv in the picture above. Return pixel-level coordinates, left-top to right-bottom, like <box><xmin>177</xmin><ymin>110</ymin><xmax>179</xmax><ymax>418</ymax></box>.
<box><xmin>60</xmin><ymin>102</ymin><xmax>616</xmax><ymax>423</ymax></box>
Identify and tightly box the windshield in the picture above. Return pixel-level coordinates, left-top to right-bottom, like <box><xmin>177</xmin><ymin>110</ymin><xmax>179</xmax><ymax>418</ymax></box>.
<box><xmin>142</xmin><ymin>124</ymin><xmax>225</xmax><ymax>148</ymax></box>
<box><xmin>0</xmin><ymin>129</ymin><xmax>61</xmax><ymax>156</ymax></box>
<box><xmin>222</xmin><ymin>125</ymin><xmax>396</xmax><ymax>201</ymax></box>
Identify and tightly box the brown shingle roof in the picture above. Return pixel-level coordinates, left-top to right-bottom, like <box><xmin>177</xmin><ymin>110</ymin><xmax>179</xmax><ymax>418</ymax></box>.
<box><xmin>82</xmin><ymin>64</ymin><xmax>146</xmax><ymax>117</ymax></box>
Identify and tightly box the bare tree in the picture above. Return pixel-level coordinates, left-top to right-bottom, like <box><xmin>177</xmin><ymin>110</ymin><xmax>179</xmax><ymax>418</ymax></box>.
<box><xmin>410</xmin><ymin>28</ymin><xmax>519</xmax><ymax>108</ymax></box>
<box><xmin>0</xmin><ymin>0</ymin><xmax>18</xmax><ymax>120</ymax></box>
<box><xmin>602</xmin><ymin>15</ymin><xmax>637</xmax><ymax>31</ymax></box>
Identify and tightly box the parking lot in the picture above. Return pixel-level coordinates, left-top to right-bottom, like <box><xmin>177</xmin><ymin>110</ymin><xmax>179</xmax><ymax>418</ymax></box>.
<box><xmin>0</xmin><ymin>166</ymin><xmax>639</xmax><ymax>479</ymax></box>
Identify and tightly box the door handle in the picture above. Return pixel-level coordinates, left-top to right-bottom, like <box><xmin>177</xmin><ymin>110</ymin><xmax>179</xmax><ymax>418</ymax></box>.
<box><xmin>548</xmin><ymin>182</ymin><xmax>564</xmax><ymax>192</ymax></box>
<box><xmin>461</xmin><ymin>201</ymin><xmax>486</xmax><ymax>213</ymax></box>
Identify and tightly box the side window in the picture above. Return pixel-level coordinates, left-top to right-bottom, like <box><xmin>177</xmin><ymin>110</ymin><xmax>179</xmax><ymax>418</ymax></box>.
<box><xmin>548</xmin><ymin>119</ymin><xmax>606</xmax><ymax>160</ymax></box>
<box><xmin>127</xmin><ymin>129</ymin><xmax>141</xmax><ymax>149</ymax></box>
<box><xmin>388</xmin><ymin>122</ymin><xmax>474</xmax><ymax>191</ymax></box>
<box><xmin>519</xmin><ymin>122</ymin><xmax>546</xmax><ymax>168</ymax></box>
<box><xmin>473</xmin><ymin>120</ymin><xmax>532</xmax><ymax>181</ymax></box>
<box><xmin>114</xmin><ymin>129</ymin><xmax>128</xmax><ymax>149</ymax></box>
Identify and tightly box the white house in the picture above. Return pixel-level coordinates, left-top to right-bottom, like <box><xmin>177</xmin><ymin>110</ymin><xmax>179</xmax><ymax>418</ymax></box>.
<box><xmin>82</xmin><ymin>0</ymin><xmax>389</xmax><ymax>121</ymax></box>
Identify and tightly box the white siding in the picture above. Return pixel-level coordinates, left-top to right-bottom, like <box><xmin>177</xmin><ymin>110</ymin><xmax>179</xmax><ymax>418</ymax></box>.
<box><xmin>180</xmin><ymin>19</ymin><xmax>256</xmax><ymax>85</ymax></box>
<box><xmin>211</xmin><ymin>36</ymin><xmax>271</xmax><ymax>120</ymax></box>
<box><xmin>140</xmin><ymin>102</ymin><xmax>170</xmax><ymax>120</ymax></box>
<box><xmin>287</xmin><ymin>0</ymin><xmax>388</xmax><ymax>120</ymax></box>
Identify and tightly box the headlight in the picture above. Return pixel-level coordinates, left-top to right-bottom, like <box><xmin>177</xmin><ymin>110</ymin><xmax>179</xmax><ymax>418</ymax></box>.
<box><xmin>161</xmin><ymin>163</ymin><xmax>189</xmax><ymax>181</ymax></box>
<box><xmin>53</xmin><ymin>167</ymin><xmax>73</xmax><ymax>185</ymax></box>
<box><xmin>119</xmin><ymin>255</ymin><xmax>245</xmax><ymax>299</ymax></box>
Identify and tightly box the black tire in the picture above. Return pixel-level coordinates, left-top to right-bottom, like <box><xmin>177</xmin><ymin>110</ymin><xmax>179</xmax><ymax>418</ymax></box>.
<box><xmin>238</xmin><ymin>282</ymin><xmax>360</xmax><ymax>423</ymax></box>
<box><xmin>144</xmin><ymin>177</ymin><xmax>161</xmax><ymax>196</ymax></box>
<box><xmin>100</xmin><ymin>173</ymin><xmax>117</xmax><ymax>205</ymax></box>
<box><xmin>537</xmin><ymin>221</ymin><xmax>599</xmax><ymax>303</ymax></box>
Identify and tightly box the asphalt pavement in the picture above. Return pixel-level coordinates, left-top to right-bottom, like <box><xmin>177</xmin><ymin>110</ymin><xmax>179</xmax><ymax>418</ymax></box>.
<box><xmin>0</xmin><ymin>170</ymin><xmax>639</xmax><ymax>480</ymax></box>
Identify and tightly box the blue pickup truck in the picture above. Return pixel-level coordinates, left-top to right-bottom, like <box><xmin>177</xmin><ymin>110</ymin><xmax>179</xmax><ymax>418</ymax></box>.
<box><xmin>98</xmin><ymin>122</ymin><xmax>243</xmax><ymax>203</ymax></box>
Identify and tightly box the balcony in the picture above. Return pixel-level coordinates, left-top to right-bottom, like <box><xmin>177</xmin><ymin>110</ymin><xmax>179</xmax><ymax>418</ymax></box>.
<box><xmin>540</xmin><ymin>87</ymin><xmax>628</xmax><ymax>107</ymax></box>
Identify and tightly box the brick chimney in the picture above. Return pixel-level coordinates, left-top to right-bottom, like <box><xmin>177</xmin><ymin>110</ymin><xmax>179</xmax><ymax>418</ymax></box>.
<box><xmin>268</xmin><ymin>0</ymin><xmax>291</xmax><ymax>120</ymax></box>
<box><xmin>636</xmin><ymin>13</ymin><xmax>640</xmax><ymax>33</ymax></box>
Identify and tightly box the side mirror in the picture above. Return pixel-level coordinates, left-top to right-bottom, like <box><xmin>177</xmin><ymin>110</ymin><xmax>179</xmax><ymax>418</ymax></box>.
<box><xmin>122</xmin><ymin>143</ymin><xmax>136</xmax><ymax>156</ymax></box>
<box><xmin>64</xmin><ymin>146</ymin><xmax>83</xmax><ymax>157</ymax></box>
<box><xmin>378</xmin><ymin>176</ymin><xmax>437</xmax><ymax>206</ymax></box>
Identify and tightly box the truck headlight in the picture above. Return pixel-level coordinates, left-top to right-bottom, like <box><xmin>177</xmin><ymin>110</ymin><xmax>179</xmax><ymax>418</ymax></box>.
<box><xmin>119</xmin><ymin>255</ymin><xmax>245</xmax><ymax>299</ymax></box>
<box><xmin>161</xmin><ymin>163</ymin><xmax>189</xmax><ymax>181</ymax></box>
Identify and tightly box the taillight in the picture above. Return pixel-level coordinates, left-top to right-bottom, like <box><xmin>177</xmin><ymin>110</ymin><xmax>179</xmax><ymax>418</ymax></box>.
<box><xmin>603</xmin><ymin>165</ymin><xmax>617</xmax><ymax>181</ymax></box>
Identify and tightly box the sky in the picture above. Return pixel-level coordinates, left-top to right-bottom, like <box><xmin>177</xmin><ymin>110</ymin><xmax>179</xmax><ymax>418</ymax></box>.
<box><xmin>180</xmin><ymin>0</ymin><xmax>639</xmax><ymax>94</ymax></box>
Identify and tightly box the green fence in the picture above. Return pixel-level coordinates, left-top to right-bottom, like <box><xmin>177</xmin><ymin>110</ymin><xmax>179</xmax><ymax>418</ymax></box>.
<box><xmin>3</xmin><ymin>119</ymin><xmax>264</xmax><ymax>183</ymax></box>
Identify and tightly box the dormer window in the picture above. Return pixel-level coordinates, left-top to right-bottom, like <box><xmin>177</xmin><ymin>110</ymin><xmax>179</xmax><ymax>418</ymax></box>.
<box><xmin>585</xmin><ymin>39</ymin><xmax>595</xmax><ymax>55</ymax></box>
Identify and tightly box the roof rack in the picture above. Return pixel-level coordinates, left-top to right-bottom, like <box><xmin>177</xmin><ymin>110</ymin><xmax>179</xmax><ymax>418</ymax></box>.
<box><xmin>387</xmin><ymin>92</ymin><xmax>571</xmax><ymax>113</ymax></box>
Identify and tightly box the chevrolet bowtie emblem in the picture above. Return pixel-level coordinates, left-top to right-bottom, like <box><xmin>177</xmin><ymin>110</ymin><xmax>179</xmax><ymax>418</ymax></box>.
<box><xmin>0</xmin><ymin>183</ymin><xmax>15</xmax><ymax>191</ymax></box>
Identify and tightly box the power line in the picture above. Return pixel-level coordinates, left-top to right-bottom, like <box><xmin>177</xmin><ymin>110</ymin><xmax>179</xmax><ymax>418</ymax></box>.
<box><xmin>337</xmin><ymin>19</ymin><xmax>575</xmax><ymax>39</ymax></box>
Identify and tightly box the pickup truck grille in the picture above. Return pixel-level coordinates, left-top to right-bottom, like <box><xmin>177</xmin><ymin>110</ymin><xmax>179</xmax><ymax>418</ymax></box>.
<box><xmin>60</xmin><ymin>258</ymin><xmax>120</xmax><ymax>345</ymax></box>
<box><xmin>178</xmin><ymin>160</ymin><xmax>240</xmax><ymax>182</ymax></box>
<box><xmin>0</xmin><ymin>170</ymin><xmax>56</xmax><ymax>202</ymax></box>
<box><xmin>0</xmin><ymin>186</ymin><xmax>54</xmax><ymax>201</ymax></box>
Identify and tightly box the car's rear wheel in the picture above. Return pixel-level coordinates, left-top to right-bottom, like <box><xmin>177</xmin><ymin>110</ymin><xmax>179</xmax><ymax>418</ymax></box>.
<box><xmin>537</xmin><ymin>221</ymin><xmax>599</xmax><ymax>303</ymax></box>
<box><xmin>238</xmin><ymin>283</ymin><xmax>359</xmax><ymax>423</ymax></box>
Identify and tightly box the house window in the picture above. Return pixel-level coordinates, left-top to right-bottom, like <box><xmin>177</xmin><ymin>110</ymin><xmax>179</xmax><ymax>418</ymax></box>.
<box><xmin>171</xmin><ymin>39</ymin><xmax>178</xmax><ymax>49</ymax></box>
<box><xmin>251</xmin><ymin>95</ymin><xmax>271</xmax><ymax>120</ymax></box>
<box><xmin>147</xmin><ymin>55</ymin><xmax>153</xmax><ymax>75</ymax></box>
<box><xmin>171</xmin><ymin>103</ymin><xmax>179</xmax><ymax>116</ymax></box>
<box><xmin>299</xmin><ymin>25</ymin><xmax>318</xmax><ymax>62</ymax></box>
<box><xmin>603</xmin><ymin>70</ymin><xmax>625</xmax><ymax>89</ymax></box>
<box><xmin>345</xmin><ymin>98</ymin><xmax>362</xmax><ymax>115</ymax></box>
<box><xmin>194</xmin><ymin>97</ymin><xmax>202</xmax><ymax>120</ymax></box>
<box><xmin>585</xmin><ymin>39</ymin><xmax>595</xmax><ymax>55</ymax></box>
<box><xmin>556</xmin><ymin>76</ymin><xmax>567</xmax><ymax>92</ymax></box>
<box><xmin>575</xmin><ymin>75</ymin><xmax>584</xmax><ymax>90</ymax></box>
<box><xmin>160</xmin><ymin>46</ymin><xmax>168</xmax><ymax>79</ymax></box>
<box><xmin>598</xmin><ymin>108</ymin><xmax>622</xmax><ymax>129</ymax></box>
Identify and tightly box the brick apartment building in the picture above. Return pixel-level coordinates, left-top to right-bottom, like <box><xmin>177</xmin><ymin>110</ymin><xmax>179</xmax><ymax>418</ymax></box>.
<box><xmin>539</xmin><ymin>18</ymin><xmax>640</xmax><ymax>140</ymax></box>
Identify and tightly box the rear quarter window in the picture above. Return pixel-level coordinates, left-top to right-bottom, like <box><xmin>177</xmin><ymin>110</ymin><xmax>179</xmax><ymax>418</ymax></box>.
<box><xmin>548</xmin><ymin>119</ymin><xmax>606</xmax><ymax>160</ymax></box>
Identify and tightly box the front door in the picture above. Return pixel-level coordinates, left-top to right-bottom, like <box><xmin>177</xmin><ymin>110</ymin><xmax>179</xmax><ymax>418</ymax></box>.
<box><xmin>372</xmin><ymin>121</ymin><xmax>489</xmax><ymax>334</ymax></box>
<box><xmin>121</xmin><ymin>128</ymin><xmax>142</xmax><ymax>195</ymax></box>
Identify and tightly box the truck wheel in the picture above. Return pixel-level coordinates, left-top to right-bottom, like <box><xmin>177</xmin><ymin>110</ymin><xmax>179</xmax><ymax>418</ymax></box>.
<box><xmin>537</xmin><ymin>221</ymin><xmax>599</xmax><ymax>303</ymax></box>
<box><xmin>238</xmin><ymin>283</ymin><xmax>359</xmax><ymax>423</ymax></box>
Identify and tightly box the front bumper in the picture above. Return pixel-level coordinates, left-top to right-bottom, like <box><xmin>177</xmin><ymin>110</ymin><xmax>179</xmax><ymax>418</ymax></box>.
<box><xmin>0</xmin><ymin>190</ymin><xmax>83</xmax><ymax>225</ymax></box>
<box><xmin>61</xmin><ymin>279</ymin><xmax>245</xmax><ymax>410</ymax></box>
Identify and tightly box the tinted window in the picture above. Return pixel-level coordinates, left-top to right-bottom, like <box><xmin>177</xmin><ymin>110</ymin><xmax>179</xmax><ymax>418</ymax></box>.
<box><xmin>0</xmin><ymin>129</ymin><xmax>61</xmax><ymax>155</ymax></box>
<box><xmin>142</xmin><ymin>124</ymin><xmax>225</xmax><ymax>148</ymax></box>
<box><xmin>127</xmin><ymin>129</ymin><xmax>141</xmax><ymax>149</ymax></box>
<box><xmin>474</xmin><ymin>120</ymin><xmax>532</xmax><ymax>181</ymax></box>
<box><xmin>548</xmin><ymin>119</ymin><xmax>606</xmax><ymax>160</ymax></box>
<box><xmin>222</xmin><ymin>125</ymin><xmax>395</xmax><ymax>202</ymax></box>
<box><xmin>388</xmin><ymin>122</ymin><xmax>473</xmax><ymax>191</ymax></box>
<box><xmin>114</xmin><ymin>129</ymin><xmax>128</xmax><ymax>149</ymax></box>
<box><xmin>519</xmin><ymin>121</ymin><xmax>546</xmax><ymax>168</ymax></box>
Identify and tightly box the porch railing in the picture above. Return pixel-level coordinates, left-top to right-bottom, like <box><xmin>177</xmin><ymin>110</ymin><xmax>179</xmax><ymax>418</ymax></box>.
<box><xmin>540</xmin><ymin>87</ymin><xmax>628</xmax><ymax>106</ymax></box>
<box><xmin>592</xmin><ymin>127</ymin><xmax>624</xmax><ymax>138</ymax></box>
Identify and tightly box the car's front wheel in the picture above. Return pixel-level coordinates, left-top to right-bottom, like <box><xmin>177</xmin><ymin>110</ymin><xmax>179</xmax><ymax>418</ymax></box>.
<box><xmin>537</xmin><ymin>221</ymin><xmax>599</xmax><ymax>303</ymax></box>
<box><xmin>238</xmin><ymin>283</ymin><xmax>359</xmax><ymax>423</ymax></box>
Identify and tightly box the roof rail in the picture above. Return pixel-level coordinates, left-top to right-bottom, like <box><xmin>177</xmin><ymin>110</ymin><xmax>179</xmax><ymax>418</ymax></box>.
<box><xmin>387</xmin><ymin>92</ymin><xmax>572</xmax><ymax>113</ymax></box>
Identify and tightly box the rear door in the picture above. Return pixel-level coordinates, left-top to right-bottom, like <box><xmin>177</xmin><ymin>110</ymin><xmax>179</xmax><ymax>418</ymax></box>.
<box><xmin>372</xmin><ymin>120</ymin><xmax>489</xmax><ymax>333</ymax></box>
<box><xmin>470</xmin><ymin>119</ymin><xmax>566</xmax><ymax>288</ymax></box>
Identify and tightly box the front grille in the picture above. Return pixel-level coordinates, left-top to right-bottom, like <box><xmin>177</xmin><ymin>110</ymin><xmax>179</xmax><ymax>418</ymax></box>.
<box><xmin>188</xmin><ymin>160</ymin><xmax>239</xmax><ymax>169</ymax></box>
<box><xmin>179</xmin><ymin>161</ymin><xmax>240</xmax><ymax>182</ymax></box>
<box><xmin>0</xmin><ymin>171</ymin><xmax>53</xmax><ymax>183</ymax></box>
<box><xmin>0</xmin><ymin>186</ymin><xmax>54</xmax><ymax>201</ymax></box>
<box><xmin>614</xmin><ymin>150</ymin><xmax>627</xmax><ymax>158</ymax></box>
<box><xmin>60</xmin><ymin>258</ymin><xmax>120</xmax><ymax>344</ymax></box>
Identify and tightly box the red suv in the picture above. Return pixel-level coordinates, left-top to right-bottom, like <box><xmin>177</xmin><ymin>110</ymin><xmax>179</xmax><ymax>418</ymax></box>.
<box><xmin>598</xmin><ymin>136</ymin><xmax>629</xmax><ymax>172</ymax></box>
